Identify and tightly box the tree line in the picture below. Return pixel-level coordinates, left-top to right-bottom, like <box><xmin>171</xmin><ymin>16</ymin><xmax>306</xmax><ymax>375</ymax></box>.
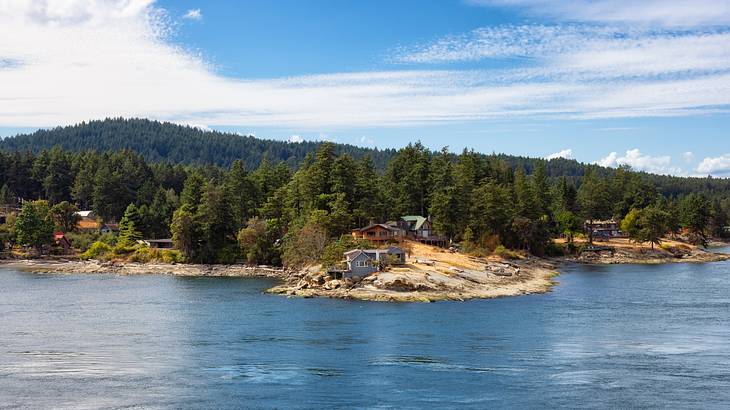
<box><xmin>1</xmin><ymin>142</ymin><xmax>729</xmax><ymax>265</ymax></box>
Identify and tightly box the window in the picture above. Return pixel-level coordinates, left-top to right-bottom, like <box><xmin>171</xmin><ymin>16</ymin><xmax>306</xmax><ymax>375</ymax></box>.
<box><xmin>356</xmin><ymin>261</ymin><xmax>368</xmax><ymax>267</ymax></box>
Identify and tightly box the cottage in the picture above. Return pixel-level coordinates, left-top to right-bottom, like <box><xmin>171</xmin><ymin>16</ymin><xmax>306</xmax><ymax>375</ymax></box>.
<box><xmin>344</xmin><ymin>250</ymin><xmax>378</xmax><ymax>277</ymax></box>
<box><xmin>139</xmin><ymin>239</ymin><xmax>174</xmax><ymax>249</ymax></box>
<box><xmin>351</xmin><ymin>223</ymin><xmax>403</xmax><ymax>244</ymax></box>
<box><xmin>342</xmin><ymin>246</ymin><xmax>407</xmax><ymax>278</ymax></box>
<box><xmin>53</xmin><ymin>231</ymin><xmax>72</xmax><ymax>253</ymax></box>
<box><xmin>397</xmin><ymin>216</ymin><xmax>448</xmax><ymax>247</ymax></box>
<box><xmin>585</xmin><ymin>220</ymin><xmax>623</xmax><ymax>240</ymax></box>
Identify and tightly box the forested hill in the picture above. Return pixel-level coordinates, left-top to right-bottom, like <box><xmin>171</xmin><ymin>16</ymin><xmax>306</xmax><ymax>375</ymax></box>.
<box><xmin>1</xmin><ymin>117</ymin><xmax>728</xmax><ymax>200</ymax></box>
<box><xmin>0</xmin><ymin>118</ymin><xmax>396</xmax><ymax>169</ymax></box>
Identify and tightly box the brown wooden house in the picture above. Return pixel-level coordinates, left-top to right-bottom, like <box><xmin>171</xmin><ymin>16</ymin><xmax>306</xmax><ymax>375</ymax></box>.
<box><xmin>351</xmin><ymin>224</ymin><xmax>403</xmax><ymax>244</ymax></box>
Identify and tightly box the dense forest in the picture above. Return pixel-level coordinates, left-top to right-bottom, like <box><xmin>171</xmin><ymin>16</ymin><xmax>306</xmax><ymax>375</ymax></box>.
<box><xmin>1</xmin><ymin>137</ymin><xmax>729</xmax><ymax>266</ymax></box>
<box><xmin>0</xmin><ymin>118</ymin><xmax>396</xmax><ymax>169</ymax></box>
<box><xmin>3</xmin><ymin>118</ymin><xmax>729</xmax><ymax>200</ymax></box>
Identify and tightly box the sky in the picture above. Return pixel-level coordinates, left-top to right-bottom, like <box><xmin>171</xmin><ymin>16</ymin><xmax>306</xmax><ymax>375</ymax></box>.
<box><xmin>1</xmin><ymin>0</ymin><xmax>730</xmax><ymax>176</ymax></box>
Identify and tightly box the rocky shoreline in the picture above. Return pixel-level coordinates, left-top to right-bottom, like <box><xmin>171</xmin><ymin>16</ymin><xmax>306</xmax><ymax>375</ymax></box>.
<box><xmin>1</xmin><ymin>243</ymin><xmax>728</xmax><ymax>303</ymax></box>
<box><xmin>0</xmin><ymin>259</ymin><xmax>290</xmax><ymax>279</ymax></box>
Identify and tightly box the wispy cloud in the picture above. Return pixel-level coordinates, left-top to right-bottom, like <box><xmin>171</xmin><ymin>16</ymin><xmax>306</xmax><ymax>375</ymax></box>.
<box><xmin>1</xmin><ymin>0</ymin><xmax>730</xmax><ymax>131</ymax></box>
<box><xmin>545</xmin><ymin>148</ymin><xmax>572</xmax><ymax>160</ymax></box>
<box><xmin>183</xmin><ymin>8</ymin><xmax>202</xmax><ymax>21</ymax></box>
<box><xmin>595</xmin><ymin>149</ymin><xmax>682</xmax><ymax>175</ymax></box>
<box><xmin>470</xmin><ymin>0</ymin><xmax>730</xmax><ymax>27</ymax></box>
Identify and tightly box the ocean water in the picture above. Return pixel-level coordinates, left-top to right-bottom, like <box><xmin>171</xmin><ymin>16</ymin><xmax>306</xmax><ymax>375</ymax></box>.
<box><xmin>1</xmin><ymin>256</ymin><xmax>730</xmax><ymax>409</ymax></box>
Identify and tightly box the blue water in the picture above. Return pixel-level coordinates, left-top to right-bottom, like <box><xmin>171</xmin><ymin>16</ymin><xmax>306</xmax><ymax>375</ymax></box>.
<box><xmin>1</xmin><ymin>258</ymin><xmax>730</xmax><ymax>409</ymax></box>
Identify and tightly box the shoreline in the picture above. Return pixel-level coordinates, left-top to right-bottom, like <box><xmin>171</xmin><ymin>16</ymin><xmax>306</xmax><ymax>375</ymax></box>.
<box><xmin>2</xmin><ymin>244</ymin><xmax>728</xmax><ymax>303</ymax></box>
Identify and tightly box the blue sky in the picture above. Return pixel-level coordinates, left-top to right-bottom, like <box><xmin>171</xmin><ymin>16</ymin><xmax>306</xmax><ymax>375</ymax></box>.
<box><xmin>1</xmin><ymin>0</ymin><xmax>730</xmax><ymax>176</ymax></box>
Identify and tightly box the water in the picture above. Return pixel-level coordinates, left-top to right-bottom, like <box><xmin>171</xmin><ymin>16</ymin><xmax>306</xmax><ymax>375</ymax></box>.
<box><xmin>2</xmin><ymin>258</ymin><xmax>730</xmax><ymax>409</ymax></box>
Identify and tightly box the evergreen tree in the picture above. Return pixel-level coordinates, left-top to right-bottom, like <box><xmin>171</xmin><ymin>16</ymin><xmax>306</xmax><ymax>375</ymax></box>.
<box><xmin>118</xmin><ymin>203</ymin><xmax>143</xmax><ymax>246</ymax></box>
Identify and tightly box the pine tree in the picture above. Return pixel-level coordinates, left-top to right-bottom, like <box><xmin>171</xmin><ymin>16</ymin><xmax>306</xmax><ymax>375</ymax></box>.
<box><xmin>118</xmin><ymin>203</ymin><xmax>143</xmax><ymax>246</ymax></box>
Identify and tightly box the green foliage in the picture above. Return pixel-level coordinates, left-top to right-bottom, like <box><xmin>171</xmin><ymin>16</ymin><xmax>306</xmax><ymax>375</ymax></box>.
<box><xmin>80</xmin><ymin>241</ymin><xmax>112</xmax><ymax>260</ymax></box>
<box><xmin>15</xmin><ymin>200</ymin><xmax>54</xmax><ymax>253</ymax></box>
<box><xmin>118</xmin><ymin>203</ymin><xmax>143</xmax><ymax>246</ymax></box>
<box><xmin>3</xmin><ymin>120</ymin><xmax>730</xmax><ymax>265</ymax></box>
<box><xmin>50</xmin><ymin>201</ymin><xmax>80</xmax><ymax>233</ymax></box>
<box><xmin>621</xmin><ymin>206</ymin><xmax>670</xmax><ymax>249</ymax></box>
<box><xmin>494</xmin><ymin>245</ymin><xmax>519</xmax><ymax>259</ymax></box>
<box><xmin>680</xmin><ymin>193</ymin><xmax>711</xmax><ymax>245</ymax></box>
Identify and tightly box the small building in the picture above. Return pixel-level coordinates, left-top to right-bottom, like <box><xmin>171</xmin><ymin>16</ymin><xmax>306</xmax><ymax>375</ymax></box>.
<box><xmin>53</xmin><ymin>231</ymin><xmax>72</xmax><ymax>253</ymax></box>
<box><xmin>139</xmin><ymin>239</ymin><xmax>174</xmax><ymax>249</ymax></box>
<box><xmin>397</xmin><ymin>216</ymin><xmax>448</xmax><ymax>247</ymax></box>
<box><xmin>351</xmin><ymin>223</ymin><xmax>404</xmax><ymax>244</ymax></box>
<box><xmin>585</xmin><ymin>220</ymin><xmax>623</xmax><ymax>240</ymax></box>
<box><xmin>342</xmin><ymin>246</ymin><xmax>407</xmax><ymax>278</ymax></box>
<box><xmin>344</xmin><ymin>250</ymin><xmax>378</xmax><ymax>277</ymax></box>
<box><xmin>100</xmin><ymin>223</ymin><xmax>120</xmax><ymax>235</ymax></box>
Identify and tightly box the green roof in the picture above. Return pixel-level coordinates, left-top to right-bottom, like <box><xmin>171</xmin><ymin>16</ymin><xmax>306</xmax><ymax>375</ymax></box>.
<box><xmin>402</xmin><ymin>215</ymin><xmax>428</xmax><ymax>230</ymax></box>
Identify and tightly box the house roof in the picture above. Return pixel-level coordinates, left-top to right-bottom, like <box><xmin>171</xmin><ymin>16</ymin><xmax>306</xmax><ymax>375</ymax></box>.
<box><xmin>345</xmin><ymin>249</ymin><xmax>372</xmax><ymax>261</ymax></box>
<box><xmin>346</xmin><ymin>247</ymin><xmax>405</xmax><ymax>260</ymax></box>
<box><xmin>142</xmin><ymin>239</ymin><xmax>173</xmax><ymax>244</ymax></box>
<box><xmin>76</xmin><ymin>219</ymin><xmax>100</xmax><ymax>230</ymax></box>
<box><xmin>75</xmin><ymin>210</ymin><xmax>94</xmax><ymax>218</ymax></box>
<box><xmin>352</xmin><ymin>223</ymin><xmax>394</xmax><ymax>232</ymax></box>
<box><xmin>401</xmin><ymin>215</ymin><xmax>428</xmax><ymax>230</ymax></box>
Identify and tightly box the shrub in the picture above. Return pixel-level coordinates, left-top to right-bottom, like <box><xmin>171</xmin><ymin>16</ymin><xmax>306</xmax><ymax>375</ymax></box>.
<box><xmin>160</xmin><ymin>250</ymin><xmax>184</xmax><ymax>264</ymax></box>
<box><xmin>80</xmin><ymin>241</ymin><xmax>112</xmax><ymax>260</ymax></box>
<box><xmin>129</xmin><ymin>247</ymin><xmax>152</xmax><ymax>263</ymax></box>
<box><xmin>544</xmin><ymin>241</ymin><xmax>566</xmax><ymax>257</ymax></box>
<box><xmin>494</xmin><ymin>245</ymin><xmax>519</xmax><ymax>259</ymax></box>
<box><xmin>112</xmin><ymin>244</ymin><xmax>136</xmax><ymax>256</ymax></box>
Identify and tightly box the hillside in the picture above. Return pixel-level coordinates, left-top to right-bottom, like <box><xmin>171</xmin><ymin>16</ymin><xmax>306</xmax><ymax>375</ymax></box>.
<box><xmin>0</xmin><ymin>118</ymin><xmax>396</xmax><ymax>170</ymax></box>
<box><xmin>1</xmin><ymin>117</ymin><xmax>728</xmax><ymax>200</ymax></box>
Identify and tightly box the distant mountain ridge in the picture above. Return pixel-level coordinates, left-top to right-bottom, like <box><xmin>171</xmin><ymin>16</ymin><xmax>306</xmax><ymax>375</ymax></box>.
<box><xmin>0</xmin><ymin>118</ymin><xmax>396</xmax><ymax>170</ymax></box>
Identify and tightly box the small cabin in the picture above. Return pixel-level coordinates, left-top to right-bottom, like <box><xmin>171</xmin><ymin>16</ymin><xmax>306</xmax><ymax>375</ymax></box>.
<box><xmin>139</xmin><ymin>239</ymin><xmax>174</xmax><ymax>249</ymax></box>
<box><xmin>344</xmin><ymin>250</ymin><xmax>378</xmax><ymax>277</ymax></box>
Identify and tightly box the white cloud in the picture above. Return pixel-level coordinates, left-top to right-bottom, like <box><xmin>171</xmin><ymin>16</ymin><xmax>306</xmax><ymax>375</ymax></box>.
<box><xmin>545</xmin><ymin>148</ymin><xmax>572</xmax><ymax>160</ymax></box>
<box><xmin>682</xmin><ymin>151</ymin><xmax>695</xmax><ymax>163</ymax></box>
<box><xmin>183</xmin><ymin>8</ymin><xmax>201</xmax><ymax>21</ymax></box>
<box><xmin>471</xmin><ymin>0</ymin><xmax>730</xmax><ymax>27</ymax></box>
<box><xmin>697</xmin><ymin>154</ymin><xmax>730</xmax><ymax>175</ymax></box>
<box><xmin>289</xmin><ymin>135</ymin><xmax>303</xmax><ymax>143</ymax></box>
<box><xmin>595</xmin><ymin>149</ymin><xmax>682</xmax><ymax>175</ymax></box>
<box><xmin>1</xmin><ymin>1</ymin><xmax>730</xmax><ymax>131</ymax></box>
<box><xmin>360</xmin><ymin>136</ymin><xmax>375</xmax><ymax>145</ymax></box>
<box><xmin>596</xmin><ymin>152</ymin><xmax>618</xmax><ymax>168</ymax></box>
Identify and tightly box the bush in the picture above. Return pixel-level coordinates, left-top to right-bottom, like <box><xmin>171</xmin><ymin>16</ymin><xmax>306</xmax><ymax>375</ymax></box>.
<box><xmin>494</xmin><ymin>245</ymin><xmax>519</xmax><ymax>259</ymax></box>
<box><xmin>129</xmin><ymin>247</ymin><xmax>152</xmax><ymax>263</ymax></box>
<box><xmin>544</xmin><ymin>241</ymin><xmax>566</xmax><ymax>257</ymax></box>
<box><xmin>112</xmin><ymin>244</ymin><xmax>136</xmax><ymax>256</ymax></box>
<box><xmin>160</xmin><ymin>249</ymin><xmax>184</xmax><ymax>264</ymax></box>
<box><xmin>80</xmin><ymin>241</ymin><xmax>112</xmax><ymax>260</ymax></box>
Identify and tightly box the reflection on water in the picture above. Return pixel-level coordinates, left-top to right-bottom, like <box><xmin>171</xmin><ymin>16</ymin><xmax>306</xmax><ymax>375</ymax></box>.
<box><xmin>1</xmin><ymin>262</ymin><xmax>730</xmax><ymax>409</ymax></box>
